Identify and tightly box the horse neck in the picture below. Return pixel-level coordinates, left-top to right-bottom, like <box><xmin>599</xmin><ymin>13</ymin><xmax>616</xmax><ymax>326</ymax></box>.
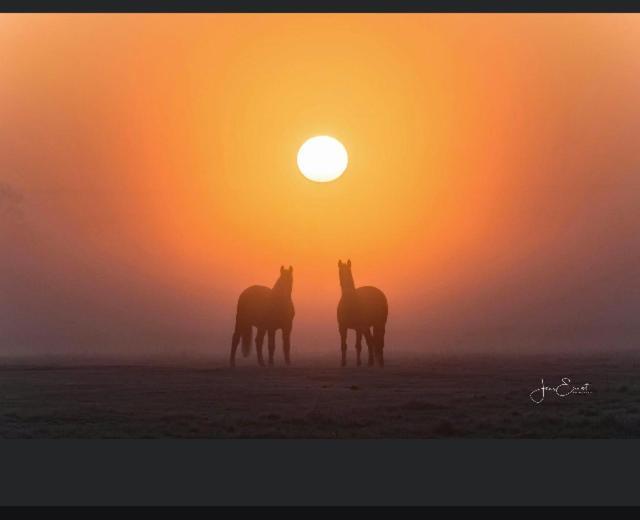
<box><xmin>272</xmin><ymin>278</ymin><xmax>292</xmax><ymax>301</ymax></box>
<box><xmin>340</xmin><ymin>273</ymin><xmax>356</xmax><ymax>295</ymax></box>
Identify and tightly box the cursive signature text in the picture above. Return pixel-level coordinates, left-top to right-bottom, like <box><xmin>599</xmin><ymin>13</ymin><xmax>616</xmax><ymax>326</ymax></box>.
<box><xmin>529</xmin><ymin>377</ymin><xmax>592</xmax><ymax>404</ymax></box>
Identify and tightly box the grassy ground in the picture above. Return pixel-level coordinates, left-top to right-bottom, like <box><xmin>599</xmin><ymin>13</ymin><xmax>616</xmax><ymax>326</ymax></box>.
<box><xmin>1</xmin><ymin>352</ymin><xmax>639</xmax><ymax>438</ymax></box>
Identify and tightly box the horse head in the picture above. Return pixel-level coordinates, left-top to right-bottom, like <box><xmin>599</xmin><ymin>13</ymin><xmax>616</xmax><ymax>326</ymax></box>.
<box><xmin>274</xmin><ymin>265</ymin><xmax>294</xmax><ymax>297</ymax></box>
<box><xmin>338</xmin><ymin>259</ymin><xmax>355</xmax><ymax>290</ymax></box>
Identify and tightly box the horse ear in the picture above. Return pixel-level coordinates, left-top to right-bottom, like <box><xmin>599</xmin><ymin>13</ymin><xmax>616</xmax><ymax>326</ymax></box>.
<box><xmin>338</xmin><ymin>260</ymin><xmax>342</xmax><ymax>267</ymax></box>
<box><xmin>280</xmin><ymin>265</ymin><xmax>285</xmax><ymax>274</ymax></box>
<box><xmin>347</xmin><ymin>259</ymin><xmax>351</xmax><ymax>267</ymax></box>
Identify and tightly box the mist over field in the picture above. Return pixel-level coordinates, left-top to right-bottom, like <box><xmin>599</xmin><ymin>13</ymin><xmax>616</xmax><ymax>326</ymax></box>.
<box><xmin>3</xmin><ymin>14</ymin><xmax>640</xmax><ymax>442</ymax></box>
<box><xmin>2</xmin><ymin>167</ymin><xmax>639</xmax><ymax>359</ymax></box>
<box><xmin>2</xmin><ymin>14</ymin><xmax>640</xmax><ymax>358</ymax></box>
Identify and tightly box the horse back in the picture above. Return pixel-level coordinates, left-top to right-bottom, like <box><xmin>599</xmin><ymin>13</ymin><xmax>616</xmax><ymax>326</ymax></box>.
<box><xmin>355</xmin><ymin>286</ymin><xmax>388</xmax><ymax>323</ymax></box>
<box><xmin>338</xmin><ymin>286</ymin><xmax>387</xmax><ymax>327</ymax></box>
<box><xmin>237</xmin><ymin>285</ymin><xmax>272</xmax><ymax>324</ymax></box>
<box><xmin>237</xmin><ymin>285</ymin><xmax>293</xmax><ymax>329</ymax></box>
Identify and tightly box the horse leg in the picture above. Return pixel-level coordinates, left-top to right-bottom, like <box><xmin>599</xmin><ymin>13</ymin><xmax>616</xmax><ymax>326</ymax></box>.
<box><xmin>230</xmin><ymin>331</ymin><xmax>241</xmax><ymax>367</ymax></box>
<box><xmin>355</xmin><ymin>330</ymin><xmax>363</xmax><ymax>367</ymax></box>
<box><xmin>282</xmin><ymin>325</ymin><xmax>292</xmax><ymax>365</ymax></box>
<box><xmin>373</xmin><ymin>324</ymin><xmax>385</xmax><ymax>367</ymax></box>
<box><xmin>339</xmin><ymin>325</ymin><xmax>348</xmax><ymax>367</ymax></box>
<box><xmin>363</xmin><ymin>328</ymin><xmax>375</xmax><ymax>366</ymax></box>
<box><xmin>267</xmin><ymin>329</ymin><xmax>276</xmax><ymax>366</ymax></box>
<box><xmin>256</xmin><ymin>328</ymin><xmax>266</xmax><ymax>367</ymax></box>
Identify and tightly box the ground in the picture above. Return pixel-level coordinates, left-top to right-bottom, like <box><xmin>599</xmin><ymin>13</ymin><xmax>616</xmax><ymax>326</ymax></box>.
<box><xmin>1</xmin><ymin>352</ymin><xmax>639</xmax><ymax>438</ymax></box>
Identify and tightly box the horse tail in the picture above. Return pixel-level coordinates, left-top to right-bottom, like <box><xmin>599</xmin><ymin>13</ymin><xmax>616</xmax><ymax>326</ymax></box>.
<box><xmin>235</xmin><ymin>319</ymin><xmax>253</xmax><ymax>357</ymax></box>
<box><xmin>373</xmin><ymin>323</ymin><xmax>386</xmax><ymax>350</ymax></box>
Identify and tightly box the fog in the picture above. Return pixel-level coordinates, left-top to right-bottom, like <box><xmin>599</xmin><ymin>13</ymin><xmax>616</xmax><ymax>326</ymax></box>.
<box><xmin>2</xmin><ymin>14</ymin><xmax>640</xmax><ymax>358</ymax></box>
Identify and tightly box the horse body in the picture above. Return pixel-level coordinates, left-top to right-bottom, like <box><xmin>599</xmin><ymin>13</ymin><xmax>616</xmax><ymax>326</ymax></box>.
<box><xmin>230</xmin><ymin>266</ymin><xmax>294</xmax><ymax>367</ymax></box>
<box><xmin>337</xmin><ymin>260</ymin><xmax>388</xmax><ymax>367</ymax></box>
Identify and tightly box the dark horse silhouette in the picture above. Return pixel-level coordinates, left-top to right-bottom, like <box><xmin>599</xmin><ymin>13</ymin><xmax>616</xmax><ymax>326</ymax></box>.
<box><xmin>230</xmin><ymin>265</ymin><xmax>295</xmax><ymax>367</ymax></box>
<box><xmin>337</xmin><ymin>259</ymin><xmax>388</xmax><ymax>367</ymax></box>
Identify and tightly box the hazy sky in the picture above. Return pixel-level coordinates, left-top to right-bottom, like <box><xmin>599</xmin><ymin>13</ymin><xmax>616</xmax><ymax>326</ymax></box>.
<box><xmin>1</xmin><ymin>14</ymin><xmax>640</xmax><ymax>357</ymax></box>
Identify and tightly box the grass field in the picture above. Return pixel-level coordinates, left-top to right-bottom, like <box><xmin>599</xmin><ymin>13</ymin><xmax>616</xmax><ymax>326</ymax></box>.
<box><xmin>1</xmin><ymin>352</ymin><xmax>639</xmax><ymax>438</ymax></box>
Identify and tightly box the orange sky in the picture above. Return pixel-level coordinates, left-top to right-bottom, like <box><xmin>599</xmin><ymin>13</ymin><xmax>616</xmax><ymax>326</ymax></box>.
<box><xmin>2</xmin><ymin>14</ymin><xmax>640</xmax><ymax>357</ymax></box>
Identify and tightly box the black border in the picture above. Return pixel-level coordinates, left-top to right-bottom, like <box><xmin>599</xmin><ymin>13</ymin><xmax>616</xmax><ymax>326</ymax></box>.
<box><xmin>1</xmin><ymin>1</ymin><xmax>640</xmax><ymax>13</ymax></box>
<box><xmin>2</xmin><ymin>440</ymin><xmax>640</xmax><ymax>505</ymax></box>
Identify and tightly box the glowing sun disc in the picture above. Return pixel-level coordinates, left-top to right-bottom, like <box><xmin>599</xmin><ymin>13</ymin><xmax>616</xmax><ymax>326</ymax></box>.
<box><xmin>297</xmin><ymin>136</ymin><xmax>348</xmax><ymax>182</ymax></box>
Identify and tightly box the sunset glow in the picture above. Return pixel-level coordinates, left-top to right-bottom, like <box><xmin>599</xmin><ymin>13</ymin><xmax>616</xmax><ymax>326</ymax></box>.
<box><xmin>2</xmin><ymin>14</ymin><xmax>640</xmax><ymax>357</ymax></box>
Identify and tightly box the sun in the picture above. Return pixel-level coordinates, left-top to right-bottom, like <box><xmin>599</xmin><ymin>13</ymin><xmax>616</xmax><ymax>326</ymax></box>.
<box><xmin>297</xmin><ymin>136</ymin><xmax>348</xmax><ymax>183</ymax></box>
